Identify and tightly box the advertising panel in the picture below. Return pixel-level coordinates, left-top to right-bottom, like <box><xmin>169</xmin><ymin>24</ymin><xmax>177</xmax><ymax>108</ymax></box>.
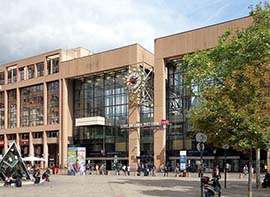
<box><xmin>179</xmin><ymin>150</ymin><xmax>187</xmax><ymax>171</ymax></box>
<box><xmin>68</xmin><ymin>147</ymin><xmax>86</xmax><ymax>175</ymax></box>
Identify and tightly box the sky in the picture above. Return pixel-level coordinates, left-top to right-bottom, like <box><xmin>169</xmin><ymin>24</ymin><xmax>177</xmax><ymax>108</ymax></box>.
<box><xmin>0</xmin><ymin>0</ymin><xmax>264</xmax><ymax>64</ymax></box>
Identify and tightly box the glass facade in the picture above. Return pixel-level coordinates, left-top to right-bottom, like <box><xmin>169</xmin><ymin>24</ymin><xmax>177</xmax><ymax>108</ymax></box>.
<box><xmin>0</xmin><ymin>92</ymin><xmax>4</xmax><ymax>129</ymax></box>
<box><xmin>166</xmin><ymin>61</ymin><xmax>193</xmax><ymax>157</ymax></box>
<box><xmin>47</xmin><ymin>81</ymin><xmax>59</xmax><ymax>124</ymax></box>
<box><xmin>20</xmin><ymin>84</ymin><xmax>44</xmax><ymax>127</ymax></box>
<box><xmin>74</xmin><ymin>69</ymin><xmax>128</xmax><ymax>157</ymax></box>
<box><xmin>8</xmin><ymin>89</ymin><xmax>17</xmax><ymax>128</ymax></box>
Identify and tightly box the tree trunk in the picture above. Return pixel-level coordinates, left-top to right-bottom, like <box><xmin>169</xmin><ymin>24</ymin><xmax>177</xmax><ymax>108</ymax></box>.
<box><xmin>256</xmin><ymin>148</ymin><xmax>260</xmax><ymax>188</ymax></box>
<box><xmin>267</xmin><ymin>149</ymin><xmax>270</xmax><ymax>173</ymax></box>
<box><xmin>248</xmin><ymin>149</ymin><xmax>253</xmax><ymax>197</ymax></box>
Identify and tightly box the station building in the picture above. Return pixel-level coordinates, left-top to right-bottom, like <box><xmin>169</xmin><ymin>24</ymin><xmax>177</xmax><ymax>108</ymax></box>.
<box><xmin>0</xmin><ymin>16</ymin><xmax>255</xmax><ymax>171</ymax></box>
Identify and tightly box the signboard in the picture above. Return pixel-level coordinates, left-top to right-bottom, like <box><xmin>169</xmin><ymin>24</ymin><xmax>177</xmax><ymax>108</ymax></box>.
<box><xmin>67</xmin><ymin>147</ymin><xmax>86</xmax><ymax>175</ymax></box>
<box><xmin>179</xmin><ymin>150</ymin><xmax>187</xmax><ymax>171</ymax></box>
<box><xmin>161</xmin><ymin>119</ymin><xmax>169</xmax><ymax>125</ymax></box>
<box><xmin>0</xmin><ymin>140</ymin><xmax>4</xmax><ymax>147</ymax></box>
<box><xmin>120</xmin><ymin>122</ymin><xmax>161</xmax><ymax>129</ymax></box>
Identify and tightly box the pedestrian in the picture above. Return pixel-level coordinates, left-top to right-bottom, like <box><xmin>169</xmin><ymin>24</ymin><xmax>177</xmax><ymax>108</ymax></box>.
<box><xmin>212</xmin><ymin>165</ymin><xmax>220</xmax><ymax>178</ymax></box>
<box><xmin>122</xmin><ymin>164</ymin><xmax>127</xmax><ymax>176</ymax></box>
<box><xmin>33</xmin><ymin>168</ymin><xmax>41</xmax><ymax>184</ymax></box>
<box><xmin>175</xmin><ymin>163</ymin><xmax>180</xmax><ymax>177</ymax></box>
<box><xmin>164</xmin><ymin>165</ymin><xmax>168</xmax><ymax>176</ymax></box>
<box><xmin>127</xmin><ymin>165</ymin><xmax>131</xmax><ymax>176</ymax></box>
<box><xmin>42</xmin><ymin>168</ymin><xmax>51</xmax><ymax>182</ymax></box>
<box><xmin>243</xmin><ymin>164</ymin><xmax>248</xmax><ymax>176</ymax></box>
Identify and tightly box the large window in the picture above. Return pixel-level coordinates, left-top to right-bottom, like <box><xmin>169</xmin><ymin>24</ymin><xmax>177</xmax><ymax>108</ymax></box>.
<box><xmin>47</xmin><ymin>55</ymin><xmax>59</xmax><ymax>74</ymax></box>
<box><xmin>28</xmin><ymin>65</ymin><xmax>35</xmax><ymax>79</ymax></box>
<box><xmin>7</xmin><ymin>66</ymin><xmax>17</xmax><ymax>83</ymax></box>
<box><xmin>74</xmin><ymin>69</ymin><xmax>129</xmax><ymax>157</ymax></box>
<box><xmin>74</xmin><ymin>69</ymin><xmax>128</xmax><ymax>125</ymax></box>
<box><xmin>0</xmin><ymin>92</ymin><xmax>4</xmax><ymax>129</ymax></box>
<box><xmin>166</xmin><ymin>61</ymin><xmax>193</xmax><ymax>156</ymax></box>
<box><xmin>36</xmin><ymin>62</ymin><xmax>44</xmax><ymax>77</ymax></box>
<box><xmin>0</xmin><ymin>72</ymin><xmax>5</xmax><ymax>85</ymax></box>
<box><xmin>19</xmin><ymin>67</ymin><xmax>25</xmax><ymax>81</ymax></box>
<box><xmin>47</xmin><ymin>81</ymin><xmax>59</xmax><ymax>124</ymax></box>
<box><xmin>20</xmin><ymin>84</ymin><xmax>44</xmax><ymax>127</ymax></box>
<box><xmin>8</xmin><ymin>89</ymin><xmax>17</xmax><ymax>128</ymax></box>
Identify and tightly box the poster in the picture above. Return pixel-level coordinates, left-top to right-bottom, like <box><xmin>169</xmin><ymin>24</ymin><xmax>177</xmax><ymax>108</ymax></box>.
<box><xmin>67</xmin><ymin>147</ymin><xmax>86</xmax><ymax>175</ymax></box>
<box><xmin>179</xmin><ymin>150</ymin><xmax>187</xmax><ymax>171</ymax></box>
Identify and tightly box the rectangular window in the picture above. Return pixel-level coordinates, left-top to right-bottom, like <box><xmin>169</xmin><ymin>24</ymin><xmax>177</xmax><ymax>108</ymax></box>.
<box><xmin>20</xmin><ymin>84</ymin><xmax>44</xmax><ymax>127</ymax></box>
<box><xmin>7</xmin><ymin>134</ymin><xmax>16</xmax><ymax>140</ymax></box>
<box><xmin>47</xmin><ymin>54</ymin><xmax>59</xmax><ymax>74</ymax></box>
<box><xmin>0</xmin><ymin>72</ymin><xmax>5</xmax><ymax>85</ymax></box>
<box><xmin>47</xmin><ymin>131</ymin><xmax>59</xmax><ymax>138</ymax></box>
<box><xmin>36</xmin><ymin>62</ymin><xmax>44</xmax><ymax>77</ymax></box>
<box><xmin>28</xmin><ymin>65</ymin><xmax>35</xmax><ymax>79</ymax></box>
<box><xmin>47</xmin><ymin>81</ymin><xmax>59</xmax><ymax>125</ymax></box>
<box><xmin>19</xmin><ymin>67</ymin><xmax>24</xmax><ymax>81</ymax></box>
<box><xmin>7</xmin><ymin>66</ymin><xmax>17</xmax><ymax>83</ymax></box>
<box><xmin>33</xmin><ymin>132</ymin><xmax>43</xmax><ymax>139</ymax></box>
<box><xmin>8</xmin><ymin>89</ymin><xmax>17</xmax><ymax>128</ymax></box>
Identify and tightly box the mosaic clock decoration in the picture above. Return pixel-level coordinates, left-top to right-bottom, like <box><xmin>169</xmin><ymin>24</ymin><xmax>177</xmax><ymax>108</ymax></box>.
<box><xmin>125</xmin><ymin>65</ymin><xmax>153</xmax><ymax>105</ymax></box>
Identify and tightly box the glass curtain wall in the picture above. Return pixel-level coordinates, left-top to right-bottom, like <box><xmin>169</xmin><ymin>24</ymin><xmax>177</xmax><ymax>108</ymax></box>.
<box><xmin>166</xmin><ymin>61</ymin><xmax>193</xmax><ymax>158</ymax></box>
<box><xmin>47</xmin><ymin>81</ymin><xmax>59</xmax><ymax>124</ymax></box>
<box><xmin>139</xmin><ymin>68</ymin><xmax>154</xmax><ymax>165</ymax></box>
<box><xmin>74</xmin><ymin>69</ymin><xmax>128</xmax><ymax>158</ymax></box>
<box><xmin>8</xmin><ymin>89</ymin><xmax>17</xmax><ymax>128</ymax></box>
<box><xmin>20</xmin><ymin>84</ymin><xmax>44</xmax><ymax>127</ymax></box>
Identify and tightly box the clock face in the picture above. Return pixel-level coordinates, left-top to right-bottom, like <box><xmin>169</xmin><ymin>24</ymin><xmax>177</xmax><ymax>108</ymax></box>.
<box><xmin>126</xmin><ymin>72</ymin><xmax>142</xmax><ymax>90</ymax></box>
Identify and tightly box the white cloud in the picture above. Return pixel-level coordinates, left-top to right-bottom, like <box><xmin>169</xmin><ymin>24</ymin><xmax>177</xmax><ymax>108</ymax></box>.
<box><xmin>0</xmin><ymin>0</ymin><xmax>259</xmax><ymax>64</ymax></box>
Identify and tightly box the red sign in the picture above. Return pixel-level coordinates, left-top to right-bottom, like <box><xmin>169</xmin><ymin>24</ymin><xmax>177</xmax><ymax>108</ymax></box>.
<box><xmin>0</xmin><ymin>140</ymin><xmax>4</xmax><ymax>147</ymax></box>
<box><xmin>20</xmin><ymin>139</ymin><xmax>29</xmax><ymax>145</ymax></box>
<box><xmin>161</xmin><ymin>119</ymin><xmax>169</xmax><ymax>125</ymax></box>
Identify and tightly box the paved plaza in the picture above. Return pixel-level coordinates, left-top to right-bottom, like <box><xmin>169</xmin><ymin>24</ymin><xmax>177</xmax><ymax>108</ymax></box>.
<box><xmin>1</xmin><ymin>173</ymin><xmax>270</xmax><ymax>197</ymax></box>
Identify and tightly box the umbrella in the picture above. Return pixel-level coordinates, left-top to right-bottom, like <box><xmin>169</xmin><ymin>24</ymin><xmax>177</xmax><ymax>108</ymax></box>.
<box><xmin>22</xmin><ymin>156</ymin><xmax>44</xmax><ymax>162</ymax></box>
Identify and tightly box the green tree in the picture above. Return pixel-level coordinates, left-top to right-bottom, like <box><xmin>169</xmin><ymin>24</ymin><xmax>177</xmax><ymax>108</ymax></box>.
<box><xmin>181</xmin><ymin>2</ymin><xmax>270</xmax><ymax>196</ymax></box>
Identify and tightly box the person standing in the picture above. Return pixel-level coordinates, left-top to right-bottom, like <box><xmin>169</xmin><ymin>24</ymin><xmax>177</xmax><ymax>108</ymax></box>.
<box><xmin>127</xmin><ymin>165</ymin><xmax>131</xmax><ymax>176</ymax></box>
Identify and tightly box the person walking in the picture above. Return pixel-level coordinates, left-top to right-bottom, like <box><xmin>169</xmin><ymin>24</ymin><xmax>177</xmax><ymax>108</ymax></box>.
<box><xmin>127</xmin><ymin>165</ymin><xmax>131</xmax><ymax>176</ymax></box>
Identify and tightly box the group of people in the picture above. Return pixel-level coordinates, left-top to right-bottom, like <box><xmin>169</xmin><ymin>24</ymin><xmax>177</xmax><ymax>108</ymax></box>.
<box><xmin>137</xmin><ymin>163</ymin><xmax>156</xmax><ymax>176</ymax></box>
<box><xmin>4</xmin><ymin>176</ymin><xmax>22</xmax><ymax>187</ymax></box>
<box><xmin>32</xmin><ymin>166</ymin><xmax>51</xmax><ymax>184</ymax></box>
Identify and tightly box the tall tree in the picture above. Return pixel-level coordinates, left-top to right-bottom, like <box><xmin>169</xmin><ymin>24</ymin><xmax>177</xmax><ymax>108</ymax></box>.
<box><xmin>182</xmin><ymin>2</ymin><xmax>270</xmax><ymax>197</ymax></box>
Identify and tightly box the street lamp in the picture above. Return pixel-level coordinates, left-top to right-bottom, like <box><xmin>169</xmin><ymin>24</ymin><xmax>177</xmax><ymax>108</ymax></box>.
<box><xmin>196</xmin><ymin>133</ymin><xmax>207</xmax><ymax>197</ymax></box>
<box><xmin>223</xmin><ymin>144</ymin><xmax>229</xmax><ymax>189</ymax></box>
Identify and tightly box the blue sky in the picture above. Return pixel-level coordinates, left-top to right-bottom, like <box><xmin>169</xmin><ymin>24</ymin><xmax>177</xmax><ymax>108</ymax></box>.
<box><xmin>0</xmin><ymin>0</ymin><xmax>264</xmax><ymax>64</ymax></box>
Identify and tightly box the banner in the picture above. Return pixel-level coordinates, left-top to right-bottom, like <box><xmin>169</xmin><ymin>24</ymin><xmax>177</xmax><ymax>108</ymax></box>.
<box><xmin>67</xmin><ymin>147</ymin><xmax>86</xmax><ymax>175</ymax></box>
<box><xmin>179</xmin><ymin>150</ymin><xmax>187</xmax><ymax>171</ymax></box>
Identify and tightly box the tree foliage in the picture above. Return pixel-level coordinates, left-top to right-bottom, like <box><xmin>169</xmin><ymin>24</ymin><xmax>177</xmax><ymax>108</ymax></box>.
<box><xmin>181</xmin><ymin>2</ymin><xmax>270</xmax><ymax>151</ymax></box>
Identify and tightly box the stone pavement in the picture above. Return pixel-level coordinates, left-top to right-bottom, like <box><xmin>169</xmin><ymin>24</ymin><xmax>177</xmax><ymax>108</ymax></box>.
<box><xmin>0</xmin><ymin>173</ymin><xmax>270</xmax><ymax>197</ymax></box>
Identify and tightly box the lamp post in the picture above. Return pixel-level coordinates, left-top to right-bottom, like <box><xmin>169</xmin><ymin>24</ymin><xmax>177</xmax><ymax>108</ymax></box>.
<box><xmin>196</xmin><ymin>133</ymin><xmax>207</xmax><ymax>197</ymax></box>
<box><xmin>223</xmin><ymin>144</ymin><xmax>229</xmax><ymax>189</ymax></box>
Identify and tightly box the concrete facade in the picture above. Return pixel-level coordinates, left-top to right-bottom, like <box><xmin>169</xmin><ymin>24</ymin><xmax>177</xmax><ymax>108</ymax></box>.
<box><xmin>0</xmin><ymin>16</ymin><xmax>253</xmax><ymax>171</ymax></box>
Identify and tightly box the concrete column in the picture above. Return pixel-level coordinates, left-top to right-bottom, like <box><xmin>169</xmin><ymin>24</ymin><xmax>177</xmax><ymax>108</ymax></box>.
<box><xmin>61</xmin><ymin>79</ymin><xmax>70</xmax><ymax>168</ymax></box>
<box><xmin>153</xmin><ymin>58</ymin><xmax>167</xmax><ymax>170</ymax></box>
<box><xmin>43</xmin><ymin>131</ymin><xmax>48</xmax><ymax>168</ymax></box>
<box><xmin>128</xmin><ymin>101</ymin><xmax>140</xmax><ymax>171</ymax></box>
<box><xmin>4</xmin><ymin>134</ymin><xmax>8</xmax><ymax>153</ymax></box>
<box><xmin>16</xmin><ymin>133</ymin><xmax>20</xmax><ymax>151</ymax></box>
<box><xmin>29</xmin><ymin>132</ymin><xmax>34</xmax><ymax>156</ymax></box>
